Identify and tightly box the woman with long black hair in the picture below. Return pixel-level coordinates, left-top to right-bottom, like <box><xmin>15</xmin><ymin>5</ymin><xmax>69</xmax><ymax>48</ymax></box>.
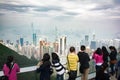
<box><xmin>109</xmin><ymin>46</ymin><xmax>117</xmax><ymax>75</ymax></box>
<box><xmin>2</xmin><ymin>55</ymin><xmax>20</xmax><ymax>80</ymax></box>
<box><xmin>92</xmin><ymin>48</ymin><xmax>104</xmax><ymax>80</ymax></box>
<box><xmin>102</xmin><ymin>46</ymin><xmax>109</xmax><ymax>63</ymax></box>
<box><xmin>36</xmin><ymin>53</ymin><xmax>52</xmax><ymax>80</ymax></box>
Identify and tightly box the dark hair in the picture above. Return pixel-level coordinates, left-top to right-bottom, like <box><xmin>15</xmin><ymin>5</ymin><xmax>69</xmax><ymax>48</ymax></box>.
<box><xmin>109</xmin><ymin>46</ymin><xmax>113</xmax><ymax>50</ymax></box>
<box><xmin>102</xmin><ymin>46</ymin><xmax>107</xmax><ymax>52</ymax></box>
<box><xmin>70</xmin><ymin>46</ymin><xmax>75</xmax><ymax>53</ymax></box>
<box><xmin>109</xmin><ymin>46</ymin><xmax>117</xmax><ymax>53</ymax></box>
<box><xmin>51</xmin><ymin>52</ymin><xmax>60</xmax><ymax>62</ymax></box>
<box><xmin>102</xmin><ymin>46</ymin><xmax>109</xmax><ymax>62</ymax></box>
<box><xmin>6</xmin><ymin>56</ymin><xmax>14</xmax><ymax>69</ymax></box>
<box><xmin>42</xmin><ymin>53</ymin><xmax>50</xmax><ymax>62</ymax></box>
<box><xmin>81</xmin><ymin>45</ymin><xmax>86</xmax><ymax>51</ymax></box>
<box><xmin>96</xmin><ymin>48</ymin><xmax>102</xmax><ymax>55</ymax></box>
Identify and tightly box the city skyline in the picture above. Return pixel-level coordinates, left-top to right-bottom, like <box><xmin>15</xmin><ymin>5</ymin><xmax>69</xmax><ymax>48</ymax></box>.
<box><xmin>0</xmin><ymin>0</ymin><xmax>120</xmax><ymax>44</ymax></box>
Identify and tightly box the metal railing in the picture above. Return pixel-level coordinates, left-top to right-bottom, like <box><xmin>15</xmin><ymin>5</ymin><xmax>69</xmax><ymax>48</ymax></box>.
<box><xmin>1</xmin><ymin>54</ymin><xmax>120</xmax><ymax>80</ymax></box>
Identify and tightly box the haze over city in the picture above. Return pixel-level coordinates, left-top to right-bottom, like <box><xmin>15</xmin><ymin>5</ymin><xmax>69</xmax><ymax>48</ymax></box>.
<box><xmin>0</xmin><ymin>0</ymin><xmax>120</xmax><ymax>44</ymax></box>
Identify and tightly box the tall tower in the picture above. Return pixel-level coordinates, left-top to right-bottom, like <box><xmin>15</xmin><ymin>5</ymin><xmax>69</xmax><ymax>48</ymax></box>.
<box><xmin>20</xmin><ymin>37</ymin><xmax>24</xmax><ymax>46</ymax></box>
<box><xmin>93</xmin><ymin>33</ymin><xmax>95</xmax><ymax>40</ymax></box>
<box><xmin>59</xmin><ymin>36</ymin><xmax>66</xmax><ymax>55</ymax></box>
<box><xmin>33</xmin><ymin>33</ymin><xmax>37</xmax><ymax>46</ymax></box>
<box><xmin>31</xmin><ymin>23</ymin><xmax>37</xmax><ymax>46</ymax></box>
<box><xmin>55</xmin><ymin>27</ymin><xmax>58</xmax><ymax>41</ymax></box>
<box><xmin>85</xmin><ymin>35</ymin><xmax>89</xmax><ymax>46</ymax></box>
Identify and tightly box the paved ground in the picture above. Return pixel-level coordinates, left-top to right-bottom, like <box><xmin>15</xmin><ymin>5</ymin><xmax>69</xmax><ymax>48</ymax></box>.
<box><xmin>76</xmin><ymin>73</ymin><xmax>117</xmax><ymax>80</ymax></box>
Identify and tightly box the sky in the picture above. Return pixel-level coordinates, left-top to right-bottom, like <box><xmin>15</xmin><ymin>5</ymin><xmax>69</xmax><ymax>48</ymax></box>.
<box><xmin>0</xmin><ymin>0</ymin><xmax>120</xmax><ymax>44</ymax></box>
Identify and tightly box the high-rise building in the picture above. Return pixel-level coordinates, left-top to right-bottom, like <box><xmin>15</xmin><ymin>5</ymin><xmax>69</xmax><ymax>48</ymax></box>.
<box><xmin>39</xmin><ymin>40</ymin><xmax>44</xmax><ymax>60</ymax></box>
<box><xmin>33</xmin><ymin>33</ymin><xmax>37</xmax><ymax>46</ymax></box>
<box><xmin>6</xmin><ymin>40</ymin><xmax>10</xmax><ymax>44</ymax></box>
<box><xmin>60</xmin><ymin>38</ymin><xmax>62</xmax><ymax>55</ymax></box>
<box><xmin>20</xmin><ymin>38</ymin><xmax>24</xmax><ymax>46</ymax></box>
<box><xmin>0</xmin><ymin>40</ymin><xmax>3</xmax><ymax>44</ymax></box>
<box><xmin>85</xmin><ymin>35</ymin><xmax>89</xmax><ymax>46</ymax></box>
<box><xmin>90</xmin><ymin>41</ymin><xmax>96</xmax><ymax>50</ymax></box>
<box><xmin>59</xmin><ymin>36</ymin><xmax>67</xmax><ymax>55</ymax></box>
<box><xmin>93</xmin><ymin>33</ymin><xmax>95</xmax><ymax>40</ymax></box>
<box><xmin>39</xmin><ymin>40</ymin><xmax>49</xmax><ymax>60</ymax></box>
<box><xmin>16</xmin><ymin>40</ymin><xmax>19</xmax><ymax>44</ymax></box>
<box><xmin>53</xmin><ymin>41</ymin><xmax>59</xmax><ymax>53</ymax></box>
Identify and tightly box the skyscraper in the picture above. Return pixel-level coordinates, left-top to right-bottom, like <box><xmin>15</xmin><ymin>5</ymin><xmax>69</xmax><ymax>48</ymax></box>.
<box><xmin>20</xmin><ymin>38</ymin><xmax>24</xmax><ymax>46</ymax></box>
<box><xmin>85</xmin><ymin>35</ymin><xmax>89</xmax><ymax>46</ymax></box>
<box><xmin>59</xmin><ymin>36</ymin><xmax>67</xmax><ymax>55</ymax></box>
<box><xmin>90</xmin><ymin>41</ymin><xmax>96</xmax><ymax>50</ymax></box>
<box><xmin>93</xmin><ymin>33</ymin><xmax>95</xmax><ymax>40</ymax></box>
<box><xmin>33</xmin><ymin>33</ymin><xmax>37</xmax><ymax>46</ymax></box>
<box><xmin>53</xmin><ymin>41</ymin><xmax>59</xmax><ymax>53</ymax></box>
<box><xmin>16</xmin><ymin>40</ymin><xmax>19</xmax><ymax>44</ymax></box>
<box><xmin>31</xmin><ymin>23</ymin><xmax>37</xmax><ymax>46</ymax></box>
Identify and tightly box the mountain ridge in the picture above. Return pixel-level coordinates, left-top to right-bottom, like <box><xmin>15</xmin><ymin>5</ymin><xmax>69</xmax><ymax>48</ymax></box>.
<box><xmin>0</xmin><ymin>43</ymin><xmax>38</xmax><ymax>70</ymax></box>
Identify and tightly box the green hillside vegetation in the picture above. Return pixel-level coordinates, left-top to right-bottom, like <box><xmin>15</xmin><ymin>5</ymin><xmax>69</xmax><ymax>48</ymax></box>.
<box><xmin>0</xmin><ymin>43</ymin><xmax>38</xmax><ymax>70</ymax></box>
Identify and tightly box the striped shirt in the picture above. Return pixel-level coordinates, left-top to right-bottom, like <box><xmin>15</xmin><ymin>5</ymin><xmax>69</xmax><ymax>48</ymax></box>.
<box><xmin>53</xmin><ymin>62</ymin><xmax>65</xmax><ymax>75</ymax></box>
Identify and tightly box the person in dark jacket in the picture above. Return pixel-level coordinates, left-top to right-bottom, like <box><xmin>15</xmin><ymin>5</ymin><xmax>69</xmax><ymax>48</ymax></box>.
<box><xmin>109</xmin><ymin>46</ymin><xmax>117</xmax><ymax>75</ymax></box>
<box><xmin>36</xmin><ymin>53</ymin><xmax>51</xmax><ymax>80</ymax></box>
<box><xmin>77</xmin><ymin>45</ymin><xmax>90</xmax><ymax>80</ymax></box>
<box><xmin>102</xmin><ymin>46</ymin><xmax>109</xmax><ymax>63</ymax></box>
<box><xmin>97</xmin><ymin>62</ymin><xmax>110</xmax><ymax>80</ymax></box>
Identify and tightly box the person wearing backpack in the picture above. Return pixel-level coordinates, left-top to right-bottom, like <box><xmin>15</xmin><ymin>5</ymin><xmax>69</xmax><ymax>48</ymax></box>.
<box><xmin>2</xmin><ymin>56</ymin><xmax>20</xmax><ymax>80</ymax></box>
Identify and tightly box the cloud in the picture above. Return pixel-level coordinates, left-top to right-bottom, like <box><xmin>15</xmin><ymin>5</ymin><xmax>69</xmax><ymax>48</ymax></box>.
<box><xmin>33</xmin><ymin>6</ymin><xmax>63</xmax><ymax>12</ymax></box>
<box><xmin>65</xmin><ymin>12</ymin><xmax>79</xmax><ymax>16</ymax></box>
<box><xmin>91</xmin><ymin>4</ymin><xmax>114</xmax><ymax>11</ymax></box>
<box><xmin>0</xmin><ymin>13</ymin><xmax>4</xmax><ymax>16</ymax></box>
<box><xmin>114</xmin><ymin>0</ymin><xmax>120</xmax><ymax>4</ymax></box>
<box><xmin>0</xmin><ymin>3</ymin><xmax>33</xmax><ymax>12</ymax></box>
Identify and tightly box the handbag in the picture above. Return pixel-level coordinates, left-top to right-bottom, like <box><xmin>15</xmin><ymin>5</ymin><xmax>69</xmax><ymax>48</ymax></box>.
<box><xmin>110</xmin><ymin>60</ymin><xmax>117</xmax><ymax>64</ymax></box>
<box><xmin>0</xmin><ymin>76</ymin><xmax>8</xmax><ymax>80</ymax></box>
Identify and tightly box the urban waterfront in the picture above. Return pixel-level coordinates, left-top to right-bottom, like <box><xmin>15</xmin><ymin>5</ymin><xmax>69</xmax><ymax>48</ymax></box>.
<box><xmin>0</xmin><ymin>0</ymin><xmax>120</xmax><ymax>80</ymax></box>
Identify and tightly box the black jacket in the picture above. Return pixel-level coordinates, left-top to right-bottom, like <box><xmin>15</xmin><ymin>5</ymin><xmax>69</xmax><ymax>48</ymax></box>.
<box><xmin>109</xmin><ymin>51</ymin><xmax>117</xmax><ymax>60</ymax></box>
<box><xmin>77</xmin><ymin>52</ymin><xmax>90</xmax><ymax>73</ymax></box>
<box><xmin>36</xmin><ymin>61</ymin><xmax>51</xmax><ymax>80</ymax></box>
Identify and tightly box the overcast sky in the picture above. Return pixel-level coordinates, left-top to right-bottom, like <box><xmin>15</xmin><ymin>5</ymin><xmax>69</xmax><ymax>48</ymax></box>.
<box><xmin>0</xmin><ymin>0</ymin><xmax>120</xmax><ymax>44</ymax></box>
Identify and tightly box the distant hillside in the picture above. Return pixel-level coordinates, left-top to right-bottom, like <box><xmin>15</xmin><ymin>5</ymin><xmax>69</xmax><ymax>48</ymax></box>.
<box><xmin>0</xmin><ymin>43</ymin><xmax>38</xmax><ymax>70</ymax></box>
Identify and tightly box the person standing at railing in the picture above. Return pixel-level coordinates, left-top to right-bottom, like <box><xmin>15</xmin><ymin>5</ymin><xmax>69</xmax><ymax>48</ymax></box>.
<box><xmin>51</xmin><ymin>52</ymin><xmax>65</xmax><ymax>80</ymax></box>
<box><xmin>109</xmin><ymin>46</ymin><xmax>117</xmax><ymax>76</ymax></box>
<box><xmin>77</xmin><ymin>45</ymin><xmax>90</xmax><ymax>80</ymax></box>
<box><xmin>36</xmin><ymin>53</ymin><xmax>52</xmax><ymax>80</ymax></box>
<box><xmin>67</xmin><ymin>46</ymin><xmax>79</xmax><ymax>80</ymax></box>
<box><xmin>92</xmin><ymin>48</ymin><xmax>104</xmax><ymax>80</ymax></box>
<box><xmin>97</xmin><ymin>62</ymin><xmax>110</xmax><ymax>80</ymax></box>
<box><xmin>2</xmin><ymin>55</ymin><xmax>20</xmax><ymax>80</ymax></box>
<box><xmin>116</xmin><ymin>60</ymin><xmax>120</xmax><ymax>80</ymax></box>
<box><xmin>102</xmin><ymin>46</ymin><xmax>109</xmax><ymax>63</ymax></box>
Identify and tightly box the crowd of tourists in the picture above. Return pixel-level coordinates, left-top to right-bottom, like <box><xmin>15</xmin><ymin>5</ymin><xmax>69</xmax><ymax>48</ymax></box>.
<box><xmin>1</xmin><ymin>45</ymin><xmax>120</xmax><ymax>80</ymax></box>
